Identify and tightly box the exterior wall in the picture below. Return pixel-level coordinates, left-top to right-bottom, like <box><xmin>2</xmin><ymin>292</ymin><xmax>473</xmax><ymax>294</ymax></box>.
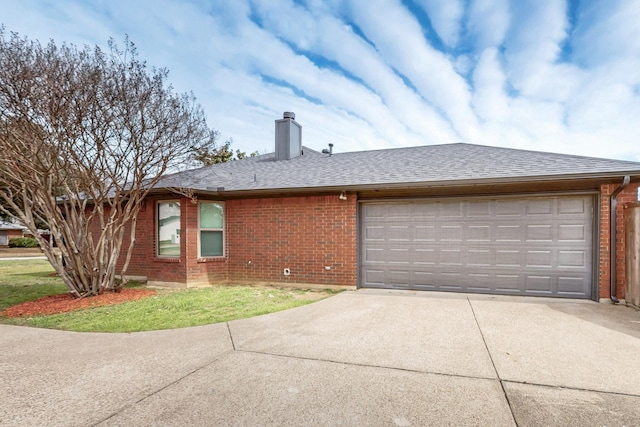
<box><xmin>117</xmin><ymin>197</ymin><xmax>229</xmax><ymax>285</ymax></box>
<box><xmin>182</xmin><ymin>198</ymin><xmax>227</xmax><ymax>286</ymax></box>
<box><xmin>115</xmin><ymin>193</ymin><xmax>358</xmax><ymax>288</ymax></box>
<box><xmin>99</xmin><ymin>181</ymin><xmax>638</xmax><ymax>297</ymax></box>
<box><xmin>599</xmin><ymin>182</ymin><xmax>640</xmax><ymax>300</ymax></box>
<box><xmin>0</xmin><ymin>229</ymin><xmax>25</xmax><ymax>246</ymax></box>
<box><xmin>98</xmin><ymin>198</ymin><xmax>188</xmax><ymax>284</ymax></box>
<box><xmin>226</xmin><ymin>194</ymin><xmax>358</xmax><ymax>286</ymax></box>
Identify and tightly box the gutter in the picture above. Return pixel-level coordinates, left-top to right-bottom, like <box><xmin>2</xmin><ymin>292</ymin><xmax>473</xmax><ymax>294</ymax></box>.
<box><xmin>610</xmin><ymin>176</ymin><xmax>640</xmax><ymax>303</ymax></box>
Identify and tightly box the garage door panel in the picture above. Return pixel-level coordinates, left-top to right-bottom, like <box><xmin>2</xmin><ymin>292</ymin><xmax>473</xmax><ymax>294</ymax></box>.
<box><xmin>440</xmin><ymin>225</ymin><xmax>462</xmax><ymax>241</ymax></box>
<box><xmin>558</xmin><ymin>250</ymin><xmax>587</xmax><ymax>268</ymax></box>
<box><xmin>558</xmin><ymin>197</ymin><xmax>588</xmax><ymax>214</ymax></box>
<box><xmin>413</xmin><ymin>248</ymin><xmax>436</xmax><ymax>265</ymax></box>
<box><xmin>558</xmin><ymin>276</ymin><xmax>590</xmax><ymax>295</ymax></box>
<box><xmin>558</xmin><ymin>224</ymin><xmax>588</xmax><ymax>242</ymax></box>
<box><xmin>467</xmin><ymin>200</ymin><xmax>492</xmax><ymax>217</ymax></box>
<box><xmin>495</xmin><ymin>275</ymin><xmax>522</xmax><ymax>292</ymax></box>
<box><xmin>388</xmin><ymin>248</ymin><xmax>410</xmax><ymax>263</ymax></box>
<box><xmin>525</xmin><ymin>275</ymin><xmax>553</xmax><ymax>293</ymax></box>
<box><xmin>495</xmin><ymin>200</ymin><xmax>523</xmax><ymax>216</ymax></box>
<box><xmin>365</xmin><ymin>269</ymin><xmax>385</xmax><ymax>285</ymax></box>
<box><xmin>496</xmin><ymin>225</ymin><xmax>522</xmax><ymax>241</ymax></box>
<box><xmin>438</xmin><ymin>202</ymin><xmax>463</xmax><ymax>217</ymax></box>
<box><xmin>467</xmin><ymin>249</ymin><xmax>493</xmax><ymax>266</ymax></box>
<box><xmin>414</xmin><ymin>225</ymin><xmax>436</xmax><ymax>241</ymax></box>
<box><xmin>468</xmin><ymin>225</ymin><xmax>491</xmax><ymax>241</ymax></box>
<box><xmin>364</xmin><ymin>248</ymin><xmax>385</xmax><ymax>263</ymax></box>
<box><xmin>388</xmin><ymin>269</ymin><xmax>410</xmax><ymax>285</ymax></box>
<box><xmin>361</xmin><ymin>195</ymin><xmax>594</xmax><ymax>299</ymax></box>
<box><xmin>525</xmin><ymin>251</ymin><xmax>553</xmax><ymax>268</ymax></box>
<box><xmin>365</xmin><ymin>226</ymin><xmax>385</xmax><ymax>240</ymax></box>
<box><xmin>526</xmin><ymin>225</ymin><xmax>553</xmax><ymax>241</ymax></box>
<box><xmin>496</xmin><ymin>250</ymin><xmax>521</xmax><ymax>267</ymax></box>
<box><xmin>526</xmin><ymin>198</ymin><xmax>554</xmax><ymax>215</ymax></box>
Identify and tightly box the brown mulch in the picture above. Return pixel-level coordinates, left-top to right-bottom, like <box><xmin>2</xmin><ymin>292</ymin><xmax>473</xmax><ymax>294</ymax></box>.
<box><xmin>2</xmin><ymin>288</ymin><xmax>157</xmax><ymax>318</ymax></box>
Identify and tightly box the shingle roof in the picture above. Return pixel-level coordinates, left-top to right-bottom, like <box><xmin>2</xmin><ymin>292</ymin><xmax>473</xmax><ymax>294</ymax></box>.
<box><xmin>156</xmin><ymin>143</ymin><xmax>640</xmax><ymax>194</ymax></box>
<box><xmin>0</xmin><ymin>221</ymin><xmax>28</xmax><ymax>231</ymax></box>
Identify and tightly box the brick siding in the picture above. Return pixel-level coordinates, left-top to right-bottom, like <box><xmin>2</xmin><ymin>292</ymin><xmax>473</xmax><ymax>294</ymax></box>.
<box><xmin>96</xmin><ymin>182</ymin><xmax>638</xmax><ymax>298</ymax></box>
<box><xmin>109</xmin><ymin>194</ymin><xmax>358</xmax><ymax>288</ymax></box>
<box><xmin>599</xmin><ymin>182</ymin><xmax>640</xmax><ymax>299</ymax></box>
<box><xmin>226</xmin><ymin>195</ymin><xmax>358</xmax><ymax>286</ymax></box>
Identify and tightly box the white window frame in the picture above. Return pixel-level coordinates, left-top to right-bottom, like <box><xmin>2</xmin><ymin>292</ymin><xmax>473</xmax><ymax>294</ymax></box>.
<box><xmin>198</xmin><ymin>201</ymin><xmax>225</xmax><ymax>258</ymax></box>
<box><xmin>157</xmin><ymin>200</ymin><xmax>181</xmax><ymax>258</ymax></box>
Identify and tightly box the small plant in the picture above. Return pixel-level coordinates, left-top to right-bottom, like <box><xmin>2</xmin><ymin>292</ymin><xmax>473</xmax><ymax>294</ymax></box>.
<box><xmin>8</xmin><ymin>237</ymin><xmax>39</xmax><ymax>248</ymax></box>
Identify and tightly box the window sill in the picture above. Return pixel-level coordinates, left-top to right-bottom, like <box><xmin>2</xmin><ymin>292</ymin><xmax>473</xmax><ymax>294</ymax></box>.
<box><xmin>155</xmin><ymin>257</ymin><xmax>181</xmax><ymax>263</ymax></box>
<box><xmin>197</xmin><ymin>257</ymin><xmax>226</xmax><ymax>263</ymax></box>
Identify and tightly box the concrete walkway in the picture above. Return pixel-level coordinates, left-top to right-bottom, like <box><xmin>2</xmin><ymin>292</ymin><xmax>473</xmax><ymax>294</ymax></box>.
<box><xmin>2</xmin><ymin>290</ymin><xmax>640</xmax><ymax>426</ymax></box>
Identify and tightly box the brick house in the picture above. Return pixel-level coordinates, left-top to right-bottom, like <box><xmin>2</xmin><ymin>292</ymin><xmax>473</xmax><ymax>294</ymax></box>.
<box><xmin>0</xmin><ymin>221</ymin><xmax>27</xmax><ymax>246</ymax></box>
<box><xmin>120</xmin><ymin>112</ymin><xmax>640</xmax><ymax>302</ymax></box>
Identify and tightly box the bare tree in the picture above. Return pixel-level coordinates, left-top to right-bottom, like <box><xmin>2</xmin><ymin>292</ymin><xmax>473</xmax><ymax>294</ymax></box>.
<box><xmin>0</xmin><ymin>30</ymin><xmax>215</xmax><ymax>297</ymax></box>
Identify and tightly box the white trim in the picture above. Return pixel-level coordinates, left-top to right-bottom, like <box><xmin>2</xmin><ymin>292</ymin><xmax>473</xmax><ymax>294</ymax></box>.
<box><xmin>198</xmin><ymin>201</ymin><xmax>225</xmax><ymax>258</ymax></box>
<box><xmin>156</xmin><ymin>200</ymin><xmax>181</xmax><ymax>258</ymax></box>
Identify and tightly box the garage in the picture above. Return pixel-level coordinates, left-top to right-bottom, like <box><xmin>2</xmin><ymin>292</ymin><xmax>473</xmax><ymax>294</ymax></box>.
<box><xmin>360</xmin><ymin>194</ymin><xmax>595</xmax><ymax>299</ymax></box>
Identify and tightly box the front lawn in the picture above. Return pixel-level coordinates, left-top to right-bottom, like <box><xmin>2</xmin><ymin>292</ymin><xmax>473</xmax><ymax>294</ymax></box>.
<box><xmin>0</xmin><ymin>260</ymin><xmax>67</xmax><ymax>310</ymax></box>
<box><xmin>0</xmin><ymin>260</ymin><xmax>337</xmax><ymax>332</ymax></box>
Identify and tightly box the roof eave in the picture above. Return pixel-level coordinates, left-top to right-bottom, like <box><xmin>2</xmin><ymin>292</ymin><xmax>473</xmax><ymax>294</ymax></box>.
<box><xmin>149</xmin><ymin>170</ymin><xmax>640</xmax><ymax>198</ymax></box>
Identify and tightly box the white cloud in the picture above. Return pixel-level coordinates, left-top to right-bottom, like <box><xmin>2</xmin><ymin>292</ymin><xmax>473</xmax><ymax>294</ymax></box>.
<box><xmin>346</xmin><ymin>0</ymin><xmax>480</xmax><ymax>141</ymax></box>
<box><xmin>471</xmin><ymin>47</ymin><xmax>510</xmax><ymax>121</ymax></box>
<box><xmin>1</xmin><ymin>0</ymin><xmax>639</xmax><ymax>161</ymax></box>
<box><xmin>466</xmin><ymin>0</ymin><xmax>510</xmax><ymax>49</ymax></box>
<box><xmin>414</xmin><ymin>0</ymin><xmax>464</xmax><ymax>47</ymax></box>
<box><xmin>502</xmin><ymin>0</ymin><xmax>573</xmax><ymax>97</ymax></box>
<box><xmin>571</xmin><ymin>0</ymin><xmax>640</xmax><ymax>68</ymax></box>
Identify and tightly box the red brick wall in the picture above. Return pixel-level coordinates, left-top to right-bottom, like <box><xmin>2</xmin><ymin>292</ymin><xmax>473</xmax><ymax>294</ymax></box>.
<box><xmin>111</xmin><ymin>194</ymin><xmax>358</xmax><ymax>288</ymax></box>
<box><xmin>599</xmin><ymin>182</ymin><xmax>640</xmax><ymax>299</ymax></box>
<box><xmin>102</xmin><ymin>182</ymin><xmax>639</xmax><ymax>297</ymax></box>
<box><xmin>182</xmin><ymin>198</ymin><xmax>227</xmax><ymax>285</ymax></box>
<box><xmin>226</xmin><ymin>194</ymin><xmax>358</xmax><ymax>286</ymax></box>
<box><xmin>93</xmin><ymin>198</ymin><xmax>188</xmax><ymax>284</ymax></box>
<box><xmin>1</xmin><ymin>229</ymin><xmax>24</xmax><ymax>245</ymax></box>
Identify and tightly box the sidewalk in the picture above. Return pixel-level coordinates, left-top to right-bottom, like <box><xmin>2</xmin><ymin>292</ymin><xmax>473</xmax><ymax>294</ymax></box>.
<box><xmin>0</xmin><ymin>248</ymin><xmax>47</xmax><ymax>261</ymax></box>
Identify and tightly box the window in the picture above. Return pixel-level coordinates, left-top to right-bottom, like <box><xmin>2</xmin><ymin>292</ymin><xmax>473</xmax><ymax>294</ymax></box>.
<box><xmin>157</xmin><ymin>201</ymin><xmax>180</xmax><ymax>257</ymax></box>
<box><xmin>199</xmin><ymin>202</ymin><xmax>224</xmax><ymax>257</ymax></box>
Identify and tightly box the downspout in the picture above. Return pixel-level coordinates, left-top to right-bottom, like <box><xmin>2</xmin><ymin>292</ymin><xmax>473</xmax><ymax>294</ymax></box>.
<box><xmin>610</xmin><ymin>176</ymin><xmax>631</xmax><ymax>303</ymax></box>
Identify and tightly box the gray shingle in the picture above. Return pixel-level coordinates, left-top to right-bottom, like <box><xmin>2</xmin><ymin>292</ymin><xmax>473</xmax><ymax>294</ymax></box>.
<box><xmin>156</xmin><ymin>143</ymin><xmax>640</xmax><ymax>193</ymax></box>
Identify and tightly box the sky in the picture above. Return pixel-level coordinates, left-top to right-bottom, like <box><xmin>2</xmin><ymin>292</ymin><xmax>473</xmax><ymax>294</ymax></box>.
<box><xmin>1</xmin><ymin>0</ymin><xmax>640</xmax><ymax>161</ymax></box>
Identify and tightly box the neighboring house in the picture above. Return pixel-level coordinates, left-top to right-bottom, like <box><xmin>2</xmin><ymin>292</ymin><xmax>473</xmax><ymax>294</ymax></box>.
<box><xmin>114</xmin><ymin>112</ymin><xmax>640</xmax><ymax>302</ymax></box>
<box><xmin>0</xmin><ymin>220</ymin><xmax>27</xmax><ymax>246</ymax></box>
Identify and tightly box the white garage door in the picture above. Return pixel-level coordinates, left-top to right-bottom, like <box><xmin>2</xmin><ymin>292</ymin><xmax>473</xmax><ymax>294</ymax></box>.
<box><xmin>360</xmin><ymin>195</ymin><xmax>594</xmax><ymax>299</ymax></box>
<box><xmin>0</xmin><ymin>231</ymin><xmax>7</xmax><ymax>246</ymax></box>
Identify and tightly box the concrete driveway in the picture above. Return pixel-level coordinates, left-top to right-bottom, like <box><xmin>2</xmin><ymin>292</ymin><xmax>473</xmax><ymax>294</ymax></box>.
<box><xmin>2</xmin><ymin>290</ymin><xmax>640</xmax><ymax>426</ymax></box>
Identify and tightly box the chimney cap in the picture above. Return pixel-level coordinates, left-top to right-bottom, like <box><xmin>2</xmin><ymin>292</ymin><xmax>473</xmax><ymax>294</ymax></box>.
<box><xmin>283</xmin><ymin>111</ymin><xmax>295</xmax><ymax>120</ymax></box>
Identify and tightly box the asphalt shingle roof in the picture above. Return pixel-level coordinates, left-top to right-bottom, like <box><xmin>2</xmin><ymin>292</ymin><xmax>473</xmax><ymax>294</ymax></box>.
<box><xmin>156</xmin><ymin>143</ymin><xmax>640</xmax><ymax>194</ymax></box>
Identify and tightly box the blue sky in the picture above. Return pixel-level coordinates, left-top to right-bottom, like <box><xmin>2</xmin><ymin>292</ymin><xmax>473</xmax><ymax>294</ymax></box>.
<box><xmin>2</xmin><ymin>0</ymin><xmax>639</xmax><ymax>161</ymax></box>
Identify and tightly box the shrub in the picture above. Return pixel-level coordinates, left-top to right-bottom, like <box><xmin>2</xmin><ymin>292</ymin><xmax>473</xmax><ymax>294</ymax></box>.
<box><xmin>8</xmin><ymin>237</ymin><xmax>39</xmax><ymax>248</ymax></box>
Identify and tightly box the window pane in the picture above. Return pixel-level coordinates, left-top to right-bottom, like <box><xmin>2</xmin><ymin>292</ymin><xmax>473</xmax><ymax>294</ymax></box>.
<box><xmin>201</xmin><ymin>231</ymin><xmax>223</xmax><ymax>257</ymax></box>
<box><xmin>200</xmin><ymin>203</ymin><xmax>223</xmax><ymax>228</ymax></box>
<box><xmin>158</xmin><ymin>202</ymin><xmax>180</xmax><ymax>256</ymax></box>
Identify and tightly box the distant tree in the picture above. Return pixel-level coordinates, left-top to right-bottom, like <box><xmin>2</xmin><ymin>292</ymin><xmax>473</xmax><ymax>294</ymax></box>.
<box><xmin>190</xmin><ymin>132</ymin><xmax>259</xmax><ymax>166</ymax></box>
<box><xmin>0</xmin><ymin>29</ymin><xmax>216</xmax><ymax>297</ymax></box>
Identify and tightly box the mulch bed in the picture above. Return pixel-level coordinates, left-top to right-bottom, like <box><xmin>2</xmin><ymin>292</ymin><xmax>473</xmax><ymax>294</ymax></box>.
<box><xmin>2</xmin><ymin>288</ymin><xmax>157</xmax><ymax>318</ymax></box>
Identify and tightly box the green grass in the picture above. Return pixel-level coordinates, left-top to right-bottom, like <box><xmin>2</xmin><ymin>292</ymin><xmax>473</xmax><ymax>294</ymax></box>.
<box><xmin>0</xmin><ymin>260</ymin><xmax>337</xmax><ymax>332</ymax></box>
<box><xmin>0</xmin><ymin>260</ymin><xmax>67</xmax><ymax>310</ymax></box>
